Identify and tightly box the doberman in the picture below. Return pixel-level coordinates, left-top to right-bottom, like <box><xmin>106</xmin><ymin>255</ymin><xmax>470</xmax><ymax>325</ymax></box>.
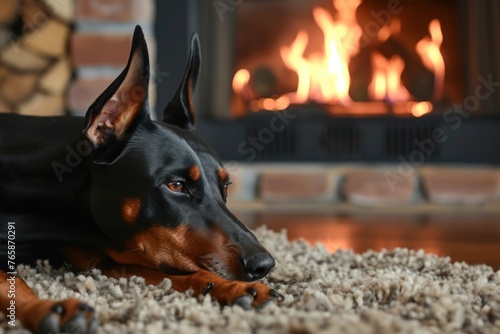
<box><xmin>0</xmin><ymin>26</ymin><xmax>282</xmax><ymax>333</ymax></box>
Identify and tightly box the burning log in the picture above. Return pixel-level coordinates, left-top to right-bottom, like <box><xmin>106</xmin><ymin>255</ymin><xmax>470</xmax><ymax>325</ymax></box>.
<box><xmin>349</xmin><ymin>45</ymin><xmax>374</xmax><ymax>101</ymax></box>
<box><xmin>250</xmin><ymin>66</ymin><xmax>278</xmax><ymax>98</ymax></box>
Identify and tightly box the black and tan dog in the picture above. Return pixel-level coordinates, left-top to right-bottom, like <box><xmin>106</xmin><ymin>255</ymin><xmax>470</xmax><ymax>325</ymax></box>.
<box><xmin>0</xmin><ymin>26</ymin><xmax>282</xmax><ymax>333</ymax></box>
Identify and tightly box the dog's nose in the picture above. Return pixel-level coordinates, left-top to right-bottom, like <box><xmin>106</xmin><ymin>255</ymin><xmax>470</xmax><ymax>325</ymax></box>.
<box><xmin>243</xmin><ymin>252</ymin><xmax>275</xmax><ymax>281</ymax></box>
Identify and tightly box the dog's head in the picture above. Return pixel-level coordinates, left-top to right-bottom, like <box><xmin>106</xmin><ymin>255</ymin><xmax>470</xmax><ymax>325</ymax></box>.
<box><xmin>81</xmin><ymin>26</ymin><xmax>274</xmax><ymax>281</ymax></box>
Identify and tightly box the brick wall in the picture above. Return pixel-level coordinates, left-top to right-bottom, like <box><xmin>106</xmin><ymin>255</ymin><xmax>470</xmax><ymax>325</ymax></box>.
<box><xmin>227</xmin><ymin>164</ymin><xmax>500</xmax><ymax>210</ymax></box>
<box><xmin>69</xmin><ymin>0</ymin><xmax>156</xmax><ymax>116</ymax></box>
<box><xmin>0</xmin><ymin>0</ymin><xmax>155</xmax><ymax>116</ymax></box>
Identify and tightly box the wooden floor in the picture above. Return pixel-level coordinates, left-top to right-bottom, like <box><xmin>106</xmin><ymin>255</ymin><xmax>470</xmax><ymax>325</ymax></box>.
<box><xmin>247</xmin><ymin>213</ymin><xmax>500</xmax><ymax>270</ymax></box>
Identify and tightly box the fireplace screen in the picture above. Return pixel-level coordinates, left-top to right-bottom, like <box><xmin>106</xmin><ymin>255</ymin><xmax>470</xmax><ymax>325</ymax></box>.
<box><xmin>230</xmin><ymin>0</ymin><xmax>463</xmax><ymax>118</ymax></box>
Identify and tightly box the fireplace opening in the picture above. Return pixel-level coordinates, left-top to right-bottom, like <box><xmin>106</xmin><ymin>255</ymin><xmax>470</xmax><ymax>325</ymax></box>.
<box><xmin>156</xmin><ymin>1</ymin><xmax>500</xmax><ymax>163</ymax></box>
<box><xmin>231</xmin><ymin>0</ymin><xmax>463</xmax><ymax>118</ymax></box>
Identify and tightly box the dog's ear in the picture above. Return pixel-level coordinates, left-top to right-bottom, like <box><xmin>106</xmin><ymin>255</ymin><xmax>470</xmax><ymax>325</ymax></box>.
<box><xmin>163</xmin><ymin>33</ymin><xmax>201</xmax><ymax>131</ymax></box>
<box><xmin>82</xmin><ymin>25</ymin><xmax>150</xmax><ymax>164</ymax></box>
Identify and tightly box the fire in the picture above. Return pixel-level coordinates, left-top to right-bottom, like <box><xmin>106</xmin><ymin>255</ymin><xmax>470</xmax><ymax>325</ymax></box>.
<box><xmin>232</xmin><ymin>69</ymin><xmax>250</xmax><ymax>94</ymax></box>
<box><xmin>369</xmin><ymin>53</ymin><xmax>410</xmax><ymax>102</ymax></box>
<box><xmin>369</xmin><ymin>18</ymin><xmax>444</xmax><ymax>104</ymax></box>
<box><xmin>416</xmin><ymin>19</ymin><xmax>445</xmax><ymax>100</ymax></box>
<box><xmin>369</xmin><ymin>19</ymin><xmax>410</xmax><ymax>102</ymax></box>
<box><xmin>279</xmin><ymin>0</ymin><xmax>362</xmax><ymax>105</ymax></box>
<box><xmin>377</xmin><ymin>19</ymin><xmax>400</xmax><ymax>42</ymax></box>
<box><xmin>232</xmin><ymin>1</ymin><xmax>446</xmax><ymax>117</ymax></box>
<box><xmin>280</xmin><ymin>31</ymin><xmax>311</xmax><ymax>104</ymax></box>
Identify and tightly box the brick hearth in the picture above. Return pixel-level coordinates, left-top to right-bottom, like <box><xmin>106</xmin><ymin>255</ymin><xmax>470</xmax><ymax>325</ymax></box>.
<box><xmin>227</xmin><ymin>164</ymin><xmax>500</xmax><ymax>213</ymax></box>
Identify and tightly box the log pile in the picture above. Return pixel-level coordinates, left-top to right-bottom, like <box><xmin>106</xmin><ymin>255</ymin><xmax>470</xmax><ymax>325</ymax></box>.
<box><xmin>0</xmin><ymin>0</ymin><xmax>73</xmax><ymax>116</ymax></box>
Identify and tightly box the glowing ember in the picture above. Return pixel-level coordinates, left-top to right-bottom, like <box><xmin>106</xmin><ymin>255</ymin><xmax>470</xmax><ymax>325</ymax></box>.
<box><xmin>408</xmin><ymin>101</ymin><xmax>433</xmax><ymax>117</ymax></box>
<box><xmin>275</xmin><ymin>95</ymin><xmax>291</xmax><ymax>110</ymax></box>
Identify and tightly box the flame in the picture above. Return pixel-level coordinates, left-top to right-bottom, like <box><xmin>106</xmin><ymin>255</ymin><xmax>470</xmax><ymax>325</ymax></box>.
<box><xmin>279</xmin><ymin>0</ymin><xmax>362</xmax><ymax>105</ymax></box>
<box><xmin>387</xmin><ymin>56</ymin><xmax>410</xmax><ymax>102</ymax></box>
<box><xmin>232</xmin><ymin>69</ymin><xmax>250</xmax><ymax>94</ymax></box>
<box><xmin>369</xmin><ymin>53</ymin><xmax>410</xmax><ymax>102</ymax></box>
<box><xmin>369</xmin><ymin>19</ymin><xmax>410</xmax><ymax>103</ymax></box>
<box><xmin>416</xmin><ymin>19</ymin><xmax>445</xmax><ymax>100</ymax></box>
<box><xmin>280</xmin><ymin>31</ymin><xmax>311</xmax><ymax>103</ymax></box>
<box><xmin>378</xmin><ymin>19</ymin><xmax>401</xmax><ymax>42</ymax></box>
<box><xmin>369</xmin><ymin>18</ymin><xmax>444</xmax><ymax>106</ymax></box>
<box><xmin>232</xmin><ymin>1</ymin><xmax>446</xmax><ymax>117</ymax></box>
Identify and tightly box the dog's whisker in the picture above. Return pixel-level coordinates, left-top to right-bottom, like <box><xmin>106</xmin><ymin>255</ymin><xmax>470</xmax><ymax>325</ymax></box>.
<box><xmin>121</xmin><ymin>247</ymin><xmax>143</xmax><ymax>256</ymax></box>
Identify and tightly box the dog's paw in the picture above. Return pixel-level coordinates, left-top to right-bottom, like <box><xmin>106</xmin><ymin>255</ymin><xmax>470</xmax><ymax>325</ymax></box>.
<box><xmin>204</xmin><ymin>281</ymin><xmax>284</xmax><ymax>309</ymax></box>
<box><xmin>29</xmin><ymin>298</ymin><xmax>97</xmax><ymax>334</ymax></box>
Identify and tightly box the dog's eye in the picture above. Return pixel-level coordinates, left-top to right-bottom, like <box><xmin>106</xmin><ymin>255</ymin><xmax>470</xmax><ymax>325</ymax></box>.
<box><xmin>222</xmin><ymin>182</ymin><xmax>232</xmax><ymax>200</ymax></box>
<box><xmin>167</xmin><ymin>181</ymin><xmax>186</xmax><ymax>193</ymax></box>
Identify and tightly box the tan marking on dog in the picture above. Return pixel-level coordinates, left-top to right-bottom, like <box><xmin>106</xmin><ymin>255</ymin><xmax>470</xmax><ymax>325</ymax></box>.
<box><xmin>122</xmin><ymin>198</ymin><xmax>141</xmax><ymax>224</ymax></box>
<box><xmin>114</xmin><ymin>87</ymin><xmax>146</xmax><ymax>139</ymax></box>
<box><xmin>189</xmin><ymin>165</ymin><xmax>201</xmax><ymax>182</ymax></box>
<box><xmin>86</xmin><ymin>50</ymin><xmax>146</xmax><ymax>144</ymax></box>
<box><xmin>121</xmin><ymin>225</ymin><xmax>198</xmax><ymax>272</ymax></box>
<box><xmin>114</xmin><ymin>224</ymin><xmax>240</xmax><ymax>279</ymax></box>
<box><xmin>217</xmin><ymin>167</ymin><xmax>229</xmax><ymax>183</ymax></box>
<box><xmin>187</xmin><ymin>76</ymin><xmax>195</xmax><ymax>123</ymax></box>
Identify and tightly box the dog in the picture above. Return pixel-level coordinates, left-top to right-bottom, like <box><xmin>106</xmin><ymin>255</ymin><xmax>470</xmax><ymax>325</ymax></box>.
<box><xmin>0</xmin><ymin>26</ymin><xmax>283</xmax><ymax>334</ymax></box>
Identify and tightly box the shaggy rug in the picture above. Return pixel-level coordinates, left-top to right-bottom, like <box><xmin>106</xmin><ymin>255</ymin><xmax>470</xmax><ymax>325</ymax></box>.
<box><xmin>1</xmin><ymin>227</ymin><xmax>500</xmax><ymax>334</ymax></box>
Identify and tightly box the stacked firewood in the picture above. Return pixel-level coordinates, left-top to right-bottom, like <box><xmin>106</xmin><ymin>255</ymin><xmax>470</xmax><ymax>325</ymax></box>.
<box><xmin>0</xmin><ymin>0</ymin><xmax>73</xmax><ymax>115</ymax></box>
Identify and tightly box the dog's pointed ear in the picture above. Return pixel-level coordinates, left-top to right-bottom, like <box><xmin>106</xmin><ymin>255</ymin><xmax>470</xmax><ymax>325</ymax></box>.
<box><xmin>82</xmin><ymin>25</ymin><xmax>150</xmax><ymax>164</ymax></box>
<box><xmin>163</xmin><ymin>33</ymin><xmax>201</xmax><ymax>131</ymax></box>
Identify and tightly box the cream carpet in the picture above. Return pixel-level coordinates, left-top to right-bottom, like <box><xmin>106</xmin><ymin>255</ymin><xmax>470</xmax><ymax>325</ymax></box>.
<box><xmin>1</xmin><ymin>227</ymin><xmax>500</xmax><ymax>334</ymax></box>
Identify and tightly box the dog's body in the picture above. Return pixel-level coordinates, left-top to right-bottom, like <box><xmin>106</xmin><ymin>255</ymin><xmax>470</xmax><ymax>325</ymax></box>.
<box><xmin>0</xmin><ymin>115</ymin><xmax>104</xmax><ymax>265</ymax></box>
<box><xmin>0</xmin><ymin>27</ymin><xmax>281</xmax><ymax>333</ymax></box>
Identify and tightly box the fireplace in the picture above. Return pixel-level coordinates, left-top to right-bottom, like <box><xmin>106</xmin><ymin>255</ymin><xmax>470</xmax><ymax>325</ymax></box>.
<box><xmin>156</xmin><ymin>0</ymin><xmax>500</xmax><ymax>163</ymax></box>
<box><xmin>230</xmin><ymin>0</ymin><xmax>461</xmax><ymax>117</ymax></box>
